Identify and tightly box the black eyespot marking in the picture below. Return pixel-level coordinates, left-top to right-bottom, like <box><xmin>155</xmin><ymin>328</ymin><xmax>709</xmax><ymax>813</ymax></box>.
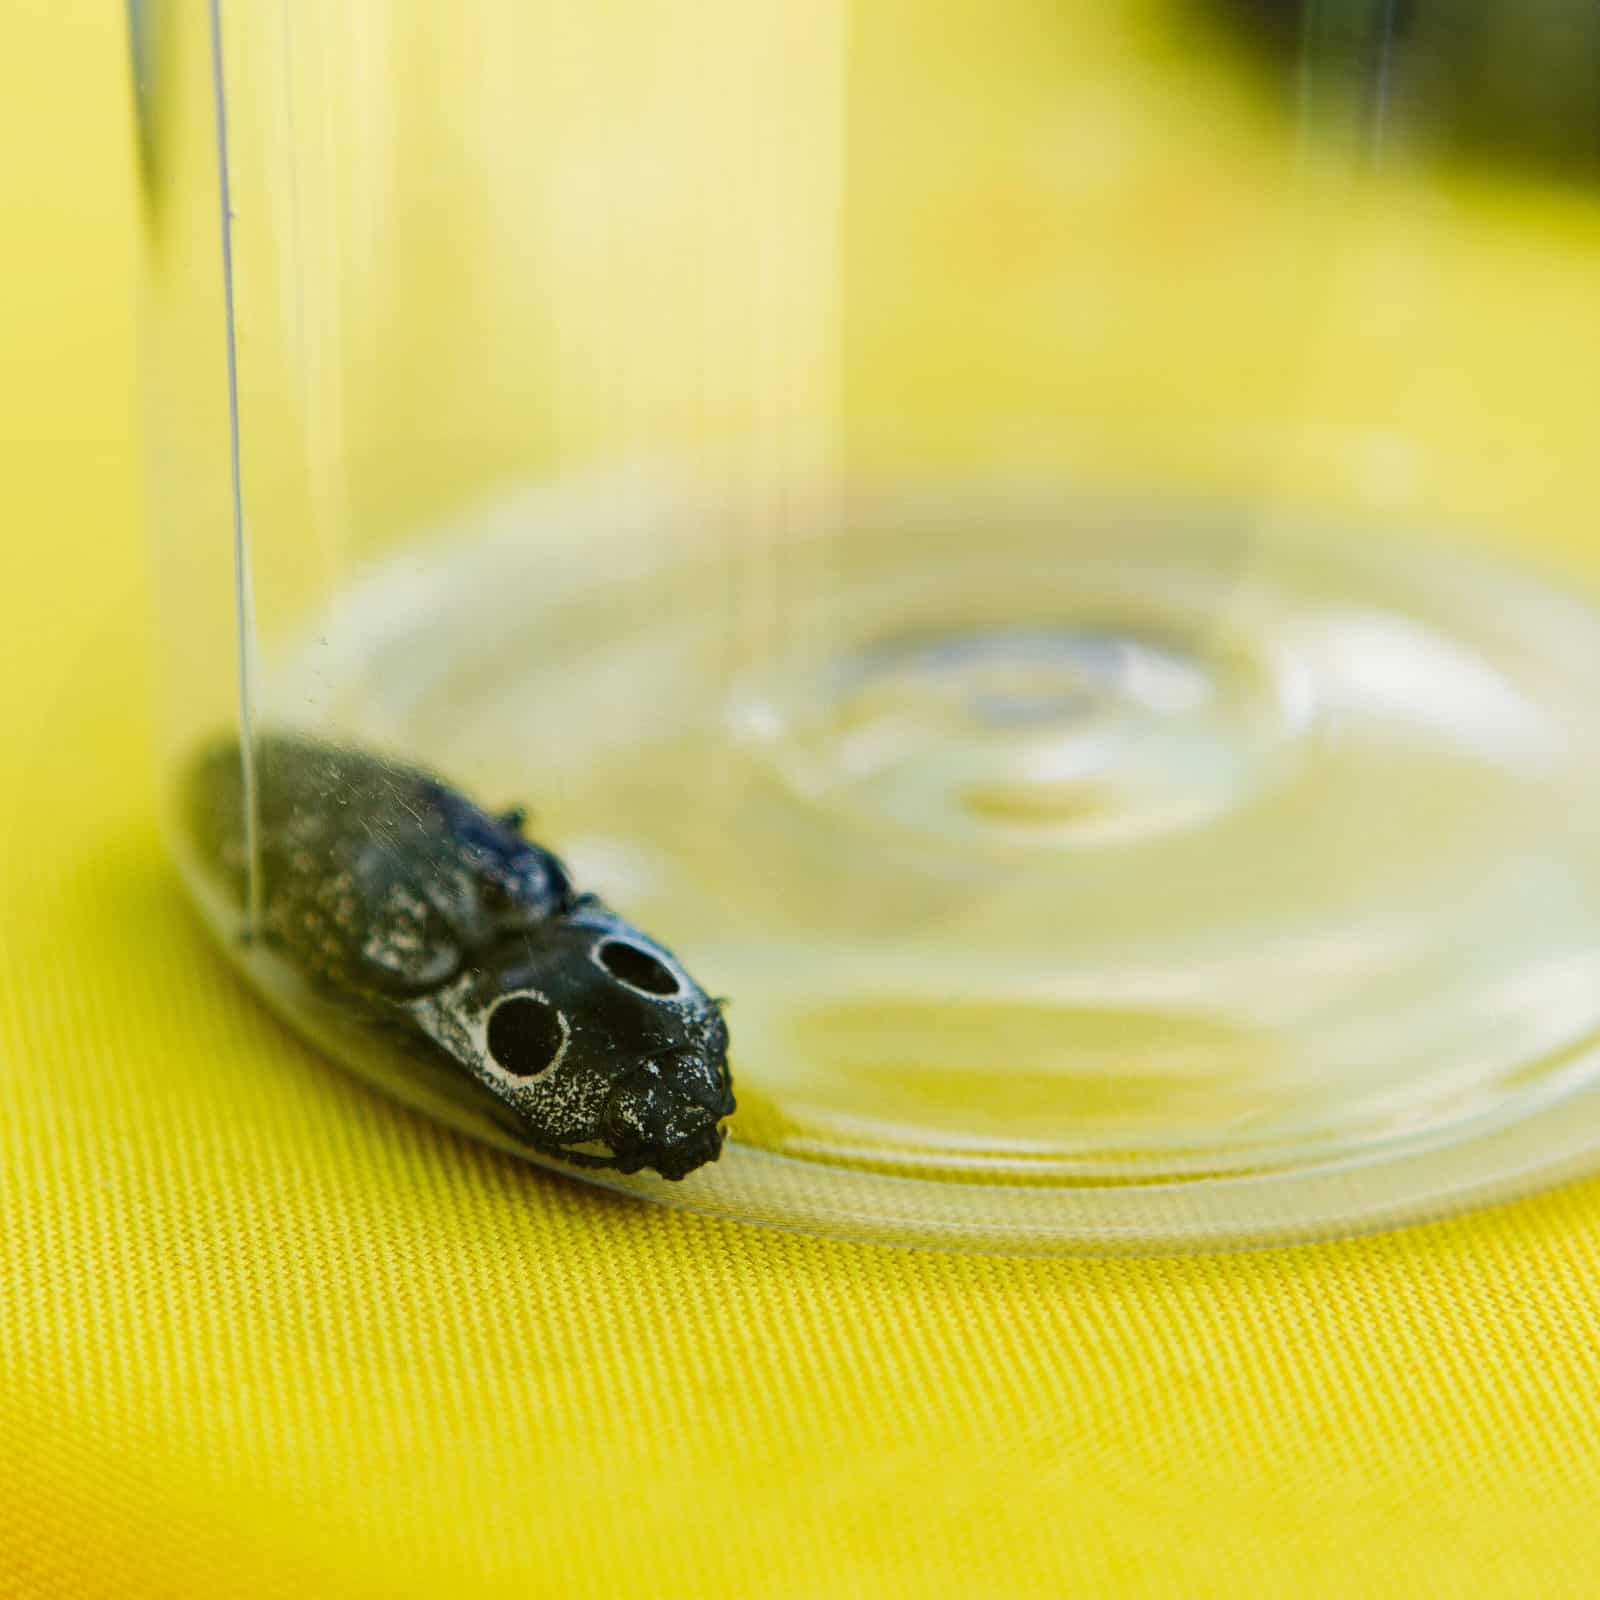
<box><xmin>486</xmin><ymin>994</ymin><xmax>566</xmax><ymax>1076</ymax></box>
<box><xmin>598</xmin><ymin>939</ymin><xmax>680</xmax><ymax>997</ymax></box>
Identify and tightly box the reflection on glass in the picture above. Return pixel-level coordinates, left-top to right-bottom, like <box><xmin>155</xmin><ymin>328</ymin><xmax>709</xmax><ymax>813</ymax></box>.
<box><xmin>137</xmin><ymin>0</ymin><xmax>1600</xmax><ymax>1249</ymax></box>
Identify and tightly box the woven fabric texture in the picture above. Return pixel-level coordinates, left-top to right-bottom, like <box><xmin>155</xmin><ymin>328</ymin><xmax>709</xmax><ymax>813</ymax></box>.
<box><xmin>7</xmin><ymin>3</ymin><xmax>1600</xmax><ymax>1596</ymax></box>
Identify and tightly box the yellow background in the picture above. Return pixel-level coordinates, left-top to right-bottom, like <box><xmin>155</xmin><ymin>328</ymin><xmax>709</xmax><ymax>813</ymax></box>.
<box><xmin>6</xmin><ymin>2</ymin><xmax>1600</xmax><ymax>1595</ymax></box>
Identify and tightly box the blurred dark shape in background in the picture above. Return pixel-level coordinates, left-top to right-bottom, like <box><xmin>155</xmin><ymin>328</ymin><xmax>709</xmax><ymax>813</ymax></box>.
<box><xmin>1206</xmin><ymin>0</ymin><xmax>1600</xmax><ymax>182</ymax></box>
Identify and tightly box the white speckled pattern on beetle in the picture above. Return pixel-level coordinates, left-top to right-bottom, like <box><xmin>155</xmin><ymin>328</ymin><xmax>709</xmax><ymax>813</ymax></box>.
<box><xmin>185</xmin><ymin>732</ymin><xmax>734</xmax><ymax>1179</ymax></box>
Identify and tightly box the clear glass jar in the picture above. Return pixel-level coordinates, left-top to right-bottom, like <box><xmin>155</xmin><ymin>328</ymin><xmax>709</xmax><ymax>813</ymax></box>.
<box><xmin>137</xmin><ymin>0</ymin><xmax>1600</xmax><ymax>1251</ymax></box>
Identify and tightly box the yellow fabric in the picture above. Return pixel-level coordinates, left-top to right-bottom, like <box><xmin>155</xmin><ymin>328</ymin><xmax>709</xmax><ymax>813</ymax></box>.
<box><xmin>8</xmin><ymin>4</ymin><xmax>1600</xmax><ymax>1597</ymax></box>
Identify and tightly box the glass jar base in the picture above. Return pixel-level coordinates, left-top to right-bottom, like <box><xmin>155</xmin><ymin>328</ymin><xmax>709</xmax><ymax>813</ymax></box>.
<box><xmin>264</xmin><ymin>476</ymin><xmax>1600</xmax><ymax>1251</ymax></box>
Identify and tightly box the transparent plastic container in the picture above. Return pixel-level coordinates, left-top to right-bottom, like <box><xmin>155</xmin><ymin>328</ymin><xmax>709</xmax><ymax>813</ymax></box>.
<box><xmin>136</xmin><ymin>0</ymin><xmax>1600</xmax><ymax>1251</ymax></box>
